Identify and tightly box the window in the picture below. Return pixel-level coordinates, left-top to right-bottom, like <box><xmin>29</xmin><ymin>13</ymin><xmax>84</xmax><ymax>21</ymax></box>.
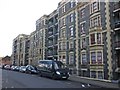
<box><xmin>59</xmin><ymin>56</ymin><xmax>61</xmax><ymax>59</ymax></box>
<box><xmin>62</xmin><ymin>42</ymin><xmax>66</xmax><ymax>50</ymax></box>
<box><xmin>91</xmin><ymin>51</ymin><xmax>103</xmax><ymax>64</ymax></box>
<box><xmin>97</xmin><ymin>51</ymin><xmax>102</xmax><ymax>64</ymax></box>
<box><xmin>93</xmin><ymin>2</ymin><xmax>98</xmax><ymax>12</ymax></box>
<box><xmin>69</xmin><ymin>54</ymin><xmax>74</xmax><ymax>65</ymax></box>
<box><xmin>81</xmin><ymin>9</ymin><xmax>85</xmax><ymax>18</ymax></box>
<box><xmin>59</xmin><ymin>42</ymin><xmax>62</xmax><ymax>50</ymax></box>
<box><xmin>39</xmin><ymin>49</ymin><xmax>41</xmax><ymax>54</ymax></box>
<box><xmin>91</xmin><ymin>52</ymin><xmax>96</xmax><ymax>64</ymax></box>
<box><xmin>94</xmin><ymin>17</ymin><xmax>98</xmax><ymax>26</ymax></box>
<box><xmin>82</xmin><ymin>53</ymin><xmax>87</xmax><ymax>65</ymax></box>
<box><xmin>90</xmin><ymin>33</ymin><xmax>102</xmax><ymax>45</ymax></box>
<box><xmin>98</xmin><ymin>71</ymin><xmax>103</xmax><ymax>79</ymax></box>
<box><xmin>90</xmin><ymin>15</ymin><xmax>101</xmax><ymax>28</ymax></box>
<box><xmin>48</xmin><ymin>50</ymin><xmax>52</xmax><ymax>54</ymax></box>
<box><xmin>98</xmin><ymin>16</ymin><xmax>101</xmax><ymax>26</ymax></box>
<box><xmin>48</xmin><ymin>31</ymin><xmax>53</xmax><ymax>35</ymax></box>
<box><xmin>97</xmin><ymin>33</ymin><xmax>101</xmax><ymax>44</ymax></box>
<box><xmin>62</xmin><ymin>5</ymin><xmax>65</xmax><ymax>13</ymax></box>
<box><xmin>90</xmin><ymin>2</ymin><xmax>99</xmax><ymax>14</ymax></box>
<box><xmin>91</xmin><ymin>71</ymin><xmax>96</xmax><ymax>78</ymax></box>
<box><xmin>81</xmin><ymin>38</ymin><xmax>86</xmax><ymax>49</ymax></box>
<box><xmin>70</xmin><ymin>41</ymin><xmax>74</xmax><ymax>49</ymax></box>
<box><xmin>60</xmin><ymin>18</ymin><xmax>65</xmax><ymax>27</ymax></box>
<box><xmin>70</xmin><ymin>27</ymin><xmax>74</xmax><ymax>36</ymax></box>
<box><xmin>70</xmin><ymin>1</ymin><xmax>74</xmax><ymax>8</ymax></box>
<box><xmin>62</xmin><ymin>18</ymin><xmax>65</xmax><ymax>26</ymax></box>
<box><xmin>81</xmin><ymin>23</ymin><xmax>85</xmax><ymax>34</ymax></box>
<box><xmin>59</xmin><ymin>20</ymin><xmax>62</xmax><ymax>27</ymax></box>
<box><xmin>90</xmin><ymin>34</ymin><xmax>95</xmax><ymax>45</ymax></box>
<box><xmin>70</xmin><ymin>13</ymin><xmax>74</xmax><ymax>22</ymax></box>
<box><xmin>63</xmin><ymin>56</ymin><xmax>65</xmax><ymax>59</ymax></box>
<box><xmin>61</xmin><ymin>29</ymin><xmax>66</xmax><ymax>37</ymax></box>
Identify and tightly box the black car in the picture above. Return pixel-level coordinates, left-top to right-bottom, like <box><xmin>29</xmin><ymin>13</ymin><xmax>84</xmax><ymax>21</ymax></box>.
<box><xmin>37</xmin><ymin>60</ymin><xmax>70</xmax><ymax>80</ymax></box>
<box><xmin>25</xmin><ymin>65</ymin><xmax>38</xmax><ymax>74</ymax></box>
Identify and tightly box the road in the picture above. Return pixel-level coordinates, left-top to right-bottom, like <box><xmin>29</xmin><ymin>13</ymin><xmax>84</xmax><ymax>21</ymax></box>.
<box><xmin>1</xmin><ymin>69</ymin><xmax>101</xmax><ymax>88</ymax></box>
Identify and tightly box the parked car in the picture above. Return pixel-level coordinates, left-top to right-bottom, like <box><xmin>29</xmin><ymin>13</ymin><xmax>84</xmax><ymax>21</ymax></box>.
<box><xmin>37</xmin><ymin>60</ymin><xmax>70</xmax><ymax>80</ymax></box>
<box><xmin>25</xmin><ymin>65</ymin><xmax>38</xmax><ymax>74</ymax></box>
<box><xmin>1</xmin><ymin>64</ymin><xmax>6</xmax><ymax>69</ymax></box>
<box><xmin>4</xmin><ymin>65</ymin><xmax>11</xmax><ymax>70</ymax></box>
<box><xmin>11</xmin><ymin>65</ymin><xmax>16</xmax><ymax>71</ymax></box>
<box><xmin>19</xmin><ymin>66</ymin><xmax>26</xmax><ymax>73</ymax></box>
<box><xmin>14</xmin><ymin>66</ymin><xmax>20</xmax><ymax>71</ymax></box>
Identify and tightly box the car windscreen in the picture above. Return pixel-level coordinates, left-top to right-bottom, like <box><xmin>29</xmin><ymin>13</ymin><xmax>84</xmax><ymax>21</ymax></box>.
<box><xmin>30</xmin><ymin>66</ymin><xmax>37</xmax><ymax>70</ymax></box>
<box><xmin>54</xmin><ymin>61</ymin><xmax>66</xmax><ymax>70</ymax></box>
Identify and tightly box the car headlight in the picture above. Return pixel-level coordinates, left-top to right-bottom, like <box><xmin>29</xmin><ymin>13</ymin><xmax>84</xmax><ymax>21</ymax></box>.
<box><xmin>56</xmin><ymin>71</ymin><xmax>60</xmax><ymax>75</ymax></box>
<box><xmin>68</xmin><ymin>72</ymin><xmax>70</xmax><ymax>75</ymax></box>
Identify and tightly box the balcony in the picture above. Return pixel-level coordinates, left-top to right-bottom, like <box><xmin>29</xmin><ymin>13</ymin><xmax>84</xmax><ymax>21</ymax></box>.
<box><xmin>89</xmin><ymin>61</ymin><xmax>104</xmax><ymax>66</ymax></box>
<box><xmin>81</xmin><ymin>64</ymin><xmax>88</xmax><ymax>68</ymax></box>
<box><xmin>113</xmin><ymin>2</ymin><xmax>120</xmax><ymax>12</ymax></box>
<box><xmin>114</xmin><ymin>21</ymin><xmax>120</xmax><ymax>30</ymax></box>
<box><xmin>89</xmin><ymin>26</ymin><xmax>102</xmax><ymax>33</ymax></box>
<box><xmin>115</xmin><ymin>41</ymin><xmax>120</xmax><ymax>50</ymax></box>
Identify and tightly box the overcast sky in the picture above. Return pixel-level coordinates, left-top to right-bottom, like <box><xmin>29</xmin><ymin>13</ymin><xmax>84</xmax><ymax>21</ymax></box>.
<box><xmin>0</xmin><ymin>0</ymin><xmax>60</xmax><ymax>57</ymax></box>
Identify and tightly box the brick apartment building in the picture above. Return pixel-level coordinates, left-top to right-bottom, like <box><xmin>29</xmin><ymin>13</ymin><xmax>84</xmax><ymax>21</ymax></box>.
<box><xmin>12</xmin><ymin>0</ymin><xmax>120</xmax><ymax>80</ymax></box>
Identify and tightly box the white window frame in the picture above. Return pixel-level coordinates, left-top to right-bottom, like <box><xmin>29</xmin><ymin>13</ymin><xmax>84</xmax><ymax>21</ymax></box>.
<box><xmin>70</xmin><ymin>13</ymin><xmax>74</xmax><ymax>22</ymax></box>
<box><xmin>81</xmin><ymin>53</ymin><xmax>87</xmax><ymax>65</ymax></box>
<box><xmin>90</xmin><ymin>32</ymin><xmax>102</xmax><ymax>45</ymax></box>
<box><xmin>80</xmin><ymin>23</ymin><xmax>85</xmax><ymax>34</ymax></box>
<box><xmin>90</xmin><ymin>50</ymin><xmax>103</xmax><ymax>64</ymax></box>
<box><xmin>69</xmin><ymin>54</ymin><xmax>74</xmax><ymax>65</ymax></box>
<box><xmin>90</xmin><ymin>15</ymin><xmax>101</xmax><ymax>28</ymax></box>
<box><xmin>62</xmin><ymin>5</ymin><xmax>65</xmax><ymax>13</ymax></box>
<box><xmin>90</xmin><ymin>1</ymin><xmax>100</xmax><ymax>14</ymax></box>
<box><xmin>70</xmin><ymin>27</ymin><xmax>74</xmax><ymax>36</ymax></box>
<box><xmin>81</xmin><ymin>37</ymin><xmax>86</xmax><ymax>49</ymax></box>
<box><xmin>69</xmin><ymin>40</ymin><xmax>74</xmax><ymax>49</ymax></box>
<box><xmin>62</xmin><ymin>42</ymin><xmax>66</xmax><ymax>50</ymax></box>
<box><xmin>81</xmin><ymin>8</ymin><xmax>85</xmax><ymax>18</ymax></box>
<box><xmin>97</xmin><ymin>51</ymin><xmax>103</xmax><ymax>64</ymax></box>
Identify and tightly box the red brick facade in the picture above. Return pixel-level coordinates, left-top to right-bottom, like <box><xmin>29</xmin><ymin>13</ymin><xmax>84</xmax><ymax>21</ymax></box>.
<box><xmin>2</xmin><ymin>56</ymin><xmax>12</xmax><ymax>65</ymax></box>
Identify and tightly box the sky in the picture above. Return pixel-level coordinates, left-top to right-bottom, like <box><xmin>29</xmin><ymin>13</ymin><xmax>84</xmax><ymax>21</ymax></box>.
<box><xmin>0</xmin><ymin>0</ymin><xmax>61</xmax><ymax>57</ymax></box>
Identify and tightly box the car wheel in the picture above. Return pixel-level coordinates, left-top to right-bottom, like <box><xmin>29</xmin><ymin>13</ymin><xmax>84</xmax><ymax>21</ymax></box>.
<box><xmin>28</xmin><ymin>71</ymin><xmax>31</xmax><ymax>74</ymax></box>
<box><xmin>38</xmin><ymin>72</ymin><xmax>42</xmax><ymax>77</ymax></box>
<box><xmin>52</xmin><ymin>74</ymin><xmax>56</xmax><ymax>80</ymax></box>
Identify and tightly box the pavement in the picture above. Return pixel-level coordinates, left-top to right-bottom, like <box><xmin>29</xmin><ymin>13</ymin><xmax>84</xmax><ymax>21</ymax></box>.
<box><xmin>69</xmin><ymin>74</ymin><xmax>120</xmax><ymax>89</ymax></box>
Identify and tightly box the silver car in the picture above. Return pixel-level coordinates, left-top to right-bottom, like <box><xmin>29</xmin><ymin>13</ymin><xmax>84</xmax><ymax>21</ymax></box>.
<box><xmin>19</xmin><ymin>66</ymin><xmax>26</xmax><ymax>73</ymax></box>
